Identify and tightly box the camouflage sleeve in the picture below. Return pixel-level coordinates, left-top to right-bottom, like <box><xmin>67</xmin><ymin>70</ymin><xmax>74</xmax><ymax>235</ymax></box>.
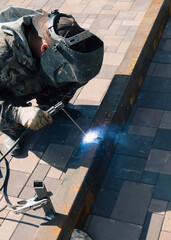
<box><xmin>0</xmin><ymin>89</ymin><xmax>27</xmax><ymax>128</ymax></box>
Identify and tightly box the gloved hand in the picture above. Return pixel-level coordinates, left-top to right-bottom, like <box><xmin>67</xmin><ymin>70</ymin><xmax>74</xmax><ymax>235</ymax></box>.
<box><xmin>14</xmin><ymin>106</ymin><xmax>52</xmax><ymax>130</ymax></box>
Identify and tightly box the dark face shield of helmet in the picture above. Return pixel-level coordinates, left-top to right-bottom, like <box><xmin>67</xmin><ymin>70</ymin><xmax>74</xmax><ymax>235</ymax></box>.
<box><xmin>39</xmin><ymin>13</ymin><xmax>104</xmax><ymax>88</ymax></box>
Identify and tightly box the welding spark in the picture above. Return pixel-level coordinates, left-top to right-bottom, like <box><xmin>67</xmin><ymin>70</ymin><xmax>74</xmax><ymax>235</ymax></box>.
<box><xmin>82</xmin><ymin>130</ymin><xmax>102</xmax><ymax>144</ymax></box>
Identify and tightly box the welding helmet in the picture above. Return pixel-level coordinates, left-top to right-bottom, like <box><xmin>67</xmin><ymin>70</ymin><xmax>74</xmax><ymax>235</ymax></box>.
<box><xmin>32</xmin><ymin>10</ymin><xmax>104</xmax><ymax>88</ymax></box>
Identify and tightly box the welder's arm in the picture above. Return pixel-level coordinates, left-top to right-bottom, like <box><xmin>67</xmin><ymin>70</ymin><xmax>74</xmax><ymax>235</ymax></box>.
<box><xmin>0</xmin><ymin>94</ymin><xmax>52</xmax><ymax>131</ymax></box>
<box><xmin>12</xmin><ymin>106</ymin><xmax>53</xmax><ymax>131</ymax></box>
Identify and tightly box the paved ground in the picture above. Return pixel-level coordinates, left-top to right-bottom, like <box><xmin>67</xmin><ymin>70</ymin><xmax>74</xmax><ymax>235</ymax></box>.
<box><xmin>0</xmin><ymin>0</ymin><xmax>154</xmax><ymax>239</ymax></box>
<box><xmin>84</xmin><ymin>15</ymin><xmax>171</xmax><ymax>240</ymax></box>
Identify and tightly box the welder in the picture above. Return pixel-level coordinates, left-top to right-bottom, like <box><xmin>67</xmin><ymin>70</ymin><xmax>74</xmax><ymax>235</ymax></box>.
<box><xmin>0</xmin><ymin>7</ymin><xmax>104</xmax><ymax>156</ymax></box>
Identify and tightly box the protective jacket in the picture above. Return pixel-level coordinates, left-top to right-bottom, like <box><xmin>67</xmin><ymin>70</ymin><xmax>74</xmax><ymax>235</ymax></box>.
<box><xmin>0</xmin><ymin>7</ymin><xmax>83</xmax><ymax>135</ymax></box>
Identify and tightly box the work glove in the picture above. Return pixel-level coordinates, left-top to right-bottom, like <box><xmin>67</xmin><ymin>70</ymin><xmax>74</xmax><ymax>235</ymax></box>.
<box><xmin>14</xmin><ymin>106</ymin><xmax>52</xmax><ymax>130</ymax></box>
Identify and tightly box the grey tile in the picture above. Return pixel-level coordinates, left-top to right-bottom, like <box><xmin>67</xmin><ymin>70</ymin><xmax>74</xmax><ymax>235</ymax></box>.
<box><xmin>90</xmin><ymin>14</ymin><xmax>116</xmax><ymax>29</ymax></box>
<box><xmin>141</xmin><ymin>171</ymin><xmax>159</xmax><ymax>185</ymax></box>
<box><xmin>157</xmin><ymin>38</ymin><xmax>171</xmax><ymax>52</ymax></box>
<box><xmin>136</xmin><ymin>91</ymin><xmax>171</xmax><ymax>110</ymax></box>
<box><xmin>149</xmin><ymin>199</ymin><xmax>168</xmax><ymax>215</ymax></box>
<box><xmin>139</xmin><ymin>212</ymin><xmax>164</xmax><ymax>240</ymax></box>
<box><xmin>2</xmin><ymin>170</ymin><xmax>30</xmax><ymax>197</ymax></box>
<box><xmin>109</xmin><ymin>154</ymin><xmax>146</xmax><ymax>181</ymax></box>
<box><xmin>153</xmin><ymin>129</ymin><xmax>171</xmax><ymax>151</ymax></box>
<box><xmin>104</xmin><ymin>177</ymin><xmax>123</xmax><ymax>191</ymax></box>
<box><xmin>87</xmin><ymin>215</ymin><xmax>142</xmax><ymax>240</ymax></box>
<box><xmin>115</xmin><ymin>11</ymin><xmax>137</xmax><ymax>20</ymax></box>
<box><xmin>11</xmin><ymin>209</ymin><xmax>45</xmax><ymax>240</ymax></box>
<box><xmin>159</xmin><ymin>111</ymin><xmax>171</xmax><ymax>129</ymax></box>
<box><xmin>141</xmin><ymin>77</ymin><xmax>171</xmax><ymax>93</ymax></box>
<box><xmin>145</xmin><ymin>149</ymin><xmax>171</xmax><ymax>175</ymax></box>
<box><xmin>162</xmin><ymin>18</ymin><xmax>171</xmax><ymax>38</ymax></box>
<box><xmin>153</xmin><ymin>174</ymin><xmax>171</xmax><ymax>201</ymax></box>
<box><xmin>26</xmin><ymin>163</ymin><xmax>50</xmax><ymax>187</ymax></box>
<box><xmin>131</xmin><ymin>108</ymin><xmax>163</xmax><ymax>127</ymax></box>
<box><xmin>19</xmin><ymin>185</ymin><xmax>36</xmax><ymax>199</ymax></box>
<box><xmin>116</xmin><ymin>134</ymin><xmax>153</xmax><ymax>158</ymax></box>
<box><xmin>152</xmin><ymin>63</ymin><xmax>171</xmax><ymax>78</ymax></box>
<box><xmin>111</xmin><ymin>181</ymin><xmax>154</xmax><ymax>225</ymax></box>
<box><xmin>128</xmin><ymin>125</ymin><xmax>157</xmax><ymax>137</ymax></box>
<box><xmin>130</xmin><ymin>0</ymin><xmax>151</xmax><ymax>11</ymax></box>
<box><xmin>153</xmin><ymin>51</ymin><xmax>171</xmax><ymax>64</ymax></box>
<box><xmin>41</xmin><ymin>143</ymin><xmax>74</xmax><ymax>170</ymax></box>
<box><xmin>91</xmin><ymin>188</ymin><xmax>118</xmax><ymax>218</ymax></box>
<box><xmin>44</xmin><ymin>177</ymin><xmax>62</xmax><ymax>197</ymax></box>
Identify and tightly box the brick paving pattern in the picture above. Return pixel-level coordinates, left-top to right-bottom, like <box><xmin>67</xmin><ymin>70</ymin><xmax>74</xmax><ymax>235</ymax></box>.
<box><xmin>0</xmin><ymin>0</ymin><xmax>159</xmax><ymax>239</ymax></box>
<box><xmin>85</xmin><ymin>15</ymin><xmax>171</xmax><ymax>240</ymax></box>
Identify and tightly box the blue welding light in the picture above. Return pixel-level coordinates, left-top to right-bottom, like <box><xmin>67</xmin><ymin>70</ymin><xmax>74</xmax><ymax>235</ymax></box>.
<box><xmin>82</xmin><ymin>130</ymin><xmax>102</xmax><ymax>144</ymax></box>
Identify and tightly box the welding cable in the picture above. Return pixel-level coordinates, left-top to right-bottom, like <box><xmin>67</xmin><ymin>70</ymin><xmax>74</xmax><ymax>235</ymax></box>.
<box><xmin>0</xmin><ymin>101</ymin><xmax>65</xmax><ymax>212</ymax></box>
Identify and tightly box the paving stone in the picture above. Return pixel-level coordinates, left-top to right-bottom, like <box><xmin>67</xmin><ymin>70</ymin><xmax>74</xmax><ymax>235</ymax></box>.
<box><xmin>0</xmin><ymin>211</ymin><xmax>22</xmax><ymax>240</ymax></box>
<box><xmin>141</xmin><ymin>77</ymin><xmax>171</xmax><ymax>93</ymax></box>
<box><xmin>97</xmin><ymin>64</ymin><xmax>117</xmax><ymax>79</ymax></box>
<box><xmin>59</xmin><ymin>2</ymin><xmax>86</xmax><ymax>13</ymax></box>
<box><xmin>159</xmin><ymin>111</ymin><xmax>171</xmax><ymax>129</ymax></box>
<box><xmin>19</xmin><ymin>185</ymin><xmax>36</xmax><ymax>199</ymax></box>
<box><xmin>43</xmin><ymin>177</ymin><xmax>62</xmax><ymax>199</ymax></box>
<box><xmin>130</xmin><ymin>0</ymin><xmax>151</xmax><ymax>11</ymax></box>
<box><xmin>141</xmin><ymin>171</ymin><xmax>159</xmax><ymax>185</ymax></box>
<box><xmin>109</xmin><ymin>154</ymin><xmax>146</xmax><ymax>181</ymax></box>
<box><xmin>115</xmin><ymin>10</ymin><xmax>137</xmax><ymax>20</ymax></box>
<box><xmin>128</xmin><ymin>125</ymin><xmax>157</xmax><ymax>137</ymax></box>
<box><xmin>11</xmin><ymin>209</ymin><xmax>45</xmax><ymax>240</ymax></box>
<box><xmin>145</xmin><ymin>149</ymin><xmax>171</xmax><ymax>175</ymax></box>
<box><xmin>135</xmin><ymin>11</ymin><xmax>145</xmax><ymax>21</ymax></box>
<box><xmin>146</xmin><ymin>63</ymin><xmax>156</xmax><ymax>77</ymax></box>
<box><xmin>83</xmin><ymin>2</ymin><xmax>107</xmax><ymax>14</ymax></box>
<box><xmin>117</xmin><ymin>41</ymin><xmax>130</xmax><ymax>53</ymax></box>
<box><xmin>10</xmin><ymin>151</ymin><xmax>39</xmax><ymax>174</ymax></box>
<box><xmin>153</xmin><ymin>174</ymin><xmax>171</xmax><ymax>201</ymax></box>
<box><xmin>136</xmin><ymin>91</ymin><xmax>171</xmax><ymax>110</ymax></box>
<box><xmin>162</xmin><ymin>202</ymin><xmax>171</xmax><ymax>232</ymax></box>
<box><xmin>162</xmin><ymin>18</ymin><xmax>171</xmax><ymax>38</ymax></box>
<box><xmin>153</xmin><ymin>51</ymin><xmax>171</xmax><ymax>64</ymax></box>
<box><xmin>46</xmin><ymin>166</ymin><xmax>62</xmax><ymax>179</ymax></box>
<box><xmin>41</xmin><ymin>143</ymin><xmax>74</xmax><ymax>170</ymax></box>
<box><xmin>0</xmin><ymin>209</ymin><xmax>8</xmax><ymax>226</ymax></box>
<box><xmin>75</xmin><ymin>78</ymin><xmax>111</xmax><ymax>104</ymax></box>
<box><xmin>115</xmin><ymin>134</ymin><xmax>153</xmax><ymax>158</ymax></box>
<box><xmin>145</xmin><ymin>213</ymin><xmax>164</xmax><ymax>240</ymax></box>
<box><xmin>87</xmin><ymin>215</ymin><xmax>142</xmax><ymax>240</ymax></box>
<box><xmin>90</xmin><ymin>14</ymin><xmax>115</xmax><ymax>29</ymax></box>
<box><xmin>153</xmin><ymin>129</ymin><xmax>171</xmax><ymax>151</ymax></box>
<box><xmin>152</xmin><ymin>63</ymin><xmax>171</xmax><ymax>78</ymax></box>
<box><xmin>103</xmin><ymin>52</ymin><xmax>125</xmax><ymax>66</ymax></box>
<box><xmin>130</xmin><ymin>107</ymin><xmax>163</xmax><ymax>127</ymax></box>
<box><xmin>159</xmin><ymin>231</ymin><xmax>171</xmax><ymax>240</ymax></box>
<box><xmin>139</xmin><ymin>212</ymin><xmax>164</xmax><ymax>240</ymax></box>
<box><xmin>111</xmin><ymin>181</ymin><xmax>154</xmax><ymax>225</ymax></box>
<box><xmin>149</xmin><ymin>199</ymin><xmax>168</xmax><ymax>215</ymax></box>
<box><xmin>157</xmin><ymin>38</ymin><xmax>171</xmax><ymax>52</ymax></box>
<box><xmin>2</xmin><ymin>170</ymin><xmax>29</xmax><ymax>198</ymax></box>
<box><xmin>103</xmin><ymin>35</ymin><xmax>123</xmax><ymax>47</ymax></box>
<box><xmin>103</xmin><ymin>176</ymin><xmax>123</xmax><ymax>191</ymax></box>
<box><xmin>113</xmin><ymin>2</ymin><xmax>133</xmax><ymax>11</ymax></box>
<box><xmin>26</xmin><ymin>163</ymin><xmax>50</xmax><ymax>187</ymax></box>
<box><xmin>91</xmin><ymin>188</ymin><xmax>118</xmax><ymax>218</ymax></box>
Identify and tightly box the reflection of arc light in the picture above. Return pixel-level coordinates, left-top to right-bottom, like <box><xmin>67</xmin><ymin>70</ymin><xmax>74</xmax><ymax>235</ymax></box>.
<box><xmin>82</xmin><ymin>130</ymin><xmax>102</xmax><ymax>144</ymax></box>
